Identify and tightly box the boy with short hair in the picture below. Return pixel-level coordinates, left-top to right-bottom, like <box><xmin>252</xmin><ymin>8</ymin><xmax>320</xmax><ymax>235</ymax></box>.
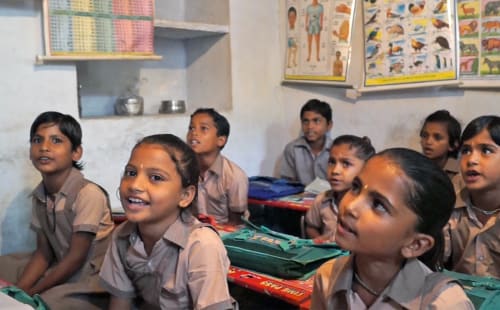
<box><xmin>186</xmin><ymin>108</ymin><xmax>249</xmax><ymax>225</ymax></box>
<box><xmin>280</xmin><ymin>99</ymin><xmax>333</xmax><ymax>185</ymax></box>
<box><xmin>0</xmin><ymin>111</ymin><xmax>114</xmax><ymax>310</ymax></box>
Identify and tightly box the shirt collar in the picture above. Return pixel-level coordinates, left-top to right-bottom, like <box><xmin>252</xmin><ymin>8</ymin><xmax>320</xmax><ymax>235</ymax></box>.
<box><xmin>330</xmin><ymin>257</ymin><xmax>430</xmax><ymax>309</ymax></box>
<box><xmin>31</xmin><ymin>168</ymin><xmax>83</xmax><ymax>203</ymax></box>
<box><xmin>117</xmin><ymin>212</ymin><xmax>197</xmax><ymax>249</ymax></box>
<box><xmin>207</xmin><ymin>153</ymin><xmax>224</xmax><ymax>177</ymax></box>
<box><xmin>443</xmin><ymin>158</ymin><xmax>459</xmax><ymax>174</ymax></box>
<box><xmin>296</xmin><ymin>136</ymin><xmax>332</xmax><ymax>152</ymax></box>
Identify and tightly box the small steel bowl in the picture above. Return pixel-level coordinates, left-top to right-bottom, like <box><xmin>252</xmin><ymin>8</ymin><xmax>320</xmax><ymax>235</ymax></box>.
<box><xmin>159</xmin><ymin>100</ymin><xmax>186</xmax><ymax>114</ymax></box>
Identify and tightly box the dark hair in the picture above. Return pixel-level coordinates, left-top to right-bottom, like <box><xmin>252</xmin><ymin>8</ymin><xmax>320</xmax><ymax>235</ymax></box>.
<box><xmin>420</xmin><ymin>110</ymin><xmax>461</xmax><ymax>158</ymax></box>
<box><xmin>30</xmin><ymin>111</ymin><xmax>84</xmax><ymax>170</ymax></box>
<box><xmin>133</xmin><ymin>134</ymin><xmax>199</xmax><ymax>215</ymax></box>
<box><xmin>332</xmin><ymin>135</ymin><xmax>375</xmax><ymax>161</ymax></box>
<box><xmin>300</xmin><ymin>99</ymin><xmax>333</xmax><ymax>123</ymax></box>
<box><xmin>190</xmin><ymin>108</ymin><xmax>230</xmax><ymax>149</ymax></box>
<box><xmin>461</xmin><ymin>115</ymin><xmax>500</xmax><ymax>146</ymax></box>
<box><xmin>377</xmin><ymin>148</ymin><xmax>455</xmax><ymax>271</ymax></box>
<box><xmin>288</xmin><ymin>6</ymin><xmax>297</xmax><ymax>15</ymax></box>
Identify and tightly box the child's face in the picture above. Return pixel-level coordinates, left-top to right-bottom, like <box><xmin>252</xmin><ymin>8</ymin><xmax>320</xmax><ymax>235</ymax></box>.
<box><xmin>335</xmin><ymin>156</ymin><xmax>419</xmax><ymax>259</ymax></box>
<box><xmin>420</xmin><ymin>122</ymin><xmax>452</xmax><ymax>160</ymax></box>
<box><xmin>288</xmin><ymin>11</ymin><xmax>297</xmax><ymax>28</ymax></box>
<box><xmin>29</xmin><ymin>123</ymin><xmax>81</xmax><ymax>176</ymax></box>
<box><xmin>327</xmin><ymin>144</ymin><xmax>365</xmax><ymax>193</ymax></box>
<box><xmin>119</xmin><ymin>143</ymin><xmax>194</xmax><ymax>224</ymax></box>
<box><xmin>187</xmin><ymin>113</ymin><xmax>226</xmax><ymax>155</ymax></box>
<box><xmin>459</xmin><ymin>128</ymin><xmax>500</xmax><ymax>193</ymax></box>
<box><xmin>301</xmin><ymin>111</ymin><xmax>332</xmax><ymax>144</ymax></box>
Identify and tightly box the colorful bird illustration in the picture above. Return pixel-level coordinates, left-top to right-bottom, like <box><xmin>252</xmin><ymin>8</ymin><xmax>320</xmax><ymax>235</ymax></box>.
<box><xmin>411</xmin><ymin>38</ymin><xmax>426</xmax><ymax>52</ymax></box>
<box><xmin>366</xmin><ymin>27</ymin><xmax>380</xmax><ymax>42</ymax></box>
<box><xmin>386</xmin><ymin>8</ymin><xmax>402</xmax><ymax>19</ymax></box>
<box><xmin>409</xmin><ymin>1</ymin><xmax>426</xmax><ymax>15</ymax></box>
<box><xmin>365</xmin><ymin>9</ymin><xmax>380</xmax><ymax>25</ymax></box>
<box><xmin>433</xmin><ymin>0</ymin><xmax>447</xmax><ymax>14</ymax></box>
<box><xmin>432</xmin><ymin>18</ymin><xmax>449</xmax><ymax>29</ymax></box>
<box><xmin>434</xmin><ymin>36</ymin><xmax>450</xmax><ymax>49</ymax></box>
<box><xmin>388</xmin><ymin>42</ymin><xmax>403</xmax><ymax>55</ymax></box>
<box><xmin>367</xmin><ymin>44</ymin><xmax>381</xmax><ymax>59</ymax></box>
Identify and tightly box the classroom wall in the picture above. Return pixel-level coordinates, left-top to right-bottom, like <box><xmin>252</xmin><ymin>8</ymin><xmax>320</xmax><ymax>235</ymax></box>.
<box><xmin>0</xmin><ymin>1</ymin><xmax>498</xmax><ymax>254</ymax></box>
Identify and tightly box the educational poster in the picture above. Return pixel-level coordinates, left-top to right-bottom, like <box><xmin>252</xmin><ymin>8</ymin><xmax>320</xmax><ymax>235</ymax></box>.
<box><xmin>458</xmin><ymin>0</ymin><xmax>500</xmax><ymax>80</ymax></box>
<box><xmin>44</xmin><ymin>0</ymin><xmax>154</xmax><ymax>56</ymax></box>
<box><xmin>284</xmin><ymin>0</ymin><xmax>355</xmax><ymax>82</ymax></box>
<box><xmin>363</xmin><ymin>0</ymin><xmax>458</xmax><ymax>87</ymax></box>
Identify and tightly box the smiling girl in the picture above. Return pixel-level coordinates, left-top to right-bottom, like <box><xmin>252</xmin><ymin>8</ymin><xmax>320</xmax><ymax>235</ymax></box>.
<box><xmin>99</xmin><ymin>134</ymin><xmax>234</xmax><ymax>309</ymax></box>
<box><xmin>311</xmin><ymin>148</ymin><xmax>473</xmax><ymax>309</ymax></box>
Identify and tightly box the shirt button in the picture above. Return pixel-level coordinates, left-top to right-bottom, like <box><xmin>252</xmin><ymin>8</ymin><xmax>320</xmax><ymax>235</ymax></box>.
<box><xmin>479</xmin><ymin>256</ymin><xmax>484</xmax><ymax>261</ymax></box>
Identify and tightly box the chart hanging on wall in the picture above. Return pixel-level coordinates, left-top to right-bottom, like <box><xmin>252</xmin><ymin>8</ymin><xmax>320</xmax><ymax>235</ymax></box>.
<box><xmin>362</xmin><ymin>0</ymin><xmax>458</xmax><ymax>87</ymax></box>
<box><xmin>458</xmin><ymin>0</ymin><xmax>500</xmax><ymax>85</ymax></box>
<box><xmin>42</xmin><ymin>0</ymin><xmax>155</xmax><ymax>58</ymax></box>
<box><xmin>284</xmin><ymin>0</ymin><xmax>355</xmax><ymax>83</ymax></box>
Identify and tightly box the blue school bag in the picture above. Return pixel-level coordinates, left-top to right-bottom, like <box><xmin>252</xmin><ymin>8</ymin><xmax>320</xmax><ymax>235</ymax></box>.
<box><xmin>443</xmin><ymin>270</ymin><xmax>500</xmax><ymax>309</ymax></box>
<box><xmin>221</xmin><ymin>219</ymin><xmax>348</xmax><ymax>279</ymax></box>
<box><xmin>248</xmin><ymin>176</ymin><xmax>304</xmax><ymax>200</ymax></box>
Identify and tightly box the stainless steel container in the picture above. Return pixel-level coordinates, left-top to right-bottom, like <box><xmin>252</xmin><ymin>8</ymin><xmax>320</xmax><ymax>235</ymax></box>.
<box><xmin>159</xmin><ymin>100</ymin><xmax>186</xmax><ymax>114</ymax></box>
<box><xmin>114</xmin><ymin>95</ymin><xmax>144</xmax><ymax>116</ymax></box>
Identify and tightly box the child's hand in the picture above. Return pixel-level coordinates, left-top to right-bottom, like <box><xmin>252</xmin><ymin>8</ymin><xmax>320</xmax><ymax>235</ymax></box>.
<box><xmin>313</xmin><ymin>237</ymin><xmax>327</xmax><ymax>244</ymax></box>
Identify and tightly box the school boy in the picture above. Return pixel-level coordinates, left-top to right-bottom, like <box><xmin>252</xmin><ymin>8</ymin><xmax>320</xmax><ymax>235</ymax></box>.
<box><xmin>0</xmin><ymin>111</ymin><xmax>114</xmax><ymax>310</ymax></box>
<box><xmin>280</xmin><ymin>99</ymin><xmax>333</xmax><ymax>185</ymax></box>
<box><xmin>186</xmin><ymin>108</ymin><xmax>249</xmax><ymax>225</ymax></box>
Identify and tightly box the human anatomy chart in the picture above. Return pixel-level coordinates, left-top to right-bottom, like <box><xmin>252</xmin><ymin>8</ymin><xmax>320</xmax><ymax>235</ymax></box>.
<box><xmin>363</xmin><ymin>0</ymin><xmax>458</xmax><ymax>86</ymax></box>
<box><xmin>284</xmin><ymin>0</ymin><xmax>355</xmax><ymax>82</ymax></box>
<box><xmin>458</xmin><ymin>0</ymin><xmax>500</xmax><ymax>80</ymax></box>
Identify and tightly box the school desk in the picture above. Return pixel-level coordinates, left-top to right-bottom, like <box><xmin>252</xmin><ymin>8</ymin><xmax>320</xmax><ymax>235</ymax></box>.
<box><xmin>227</xmin><ymin>265</ymin><xmax>314</xmax><ymax>309</ymax></box>
<box><xmin>248</xmin><ymin>193</ymin><xmax>314</xmax><ymax>237</ymax></box>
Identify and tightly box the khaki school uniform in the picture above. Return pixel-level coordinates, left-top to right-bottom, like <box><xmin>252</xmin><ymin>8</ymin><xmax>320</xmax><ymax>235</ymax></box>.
<box><xmin>443</xmin><ymin>158</ymin><xmax>459</xmax><ymax>180</ymax></box>
<box><xmin>0</xmin><ymin>168</ymin><xmax>114</xmax><ymax>310</ymax></box>
<box><xmin>305</xmin><ymin>190</ymin><xmax>338</xmax><ymax>242</ymax></box>
<box><xmin>99</xmin><ymin>213</ymin><xmax>233</xmax><ymax>309</ymax></box>
<box><xmin>196</xmin><ymin>154</ymin><xmax>248</xmax><ymax>224</ymax></box>
<box><xmin>280</xmin><ymin>136</ymin><xmax>333</xmax><ymax>186</ymax></box>
<box><xmin>444</xmin><ymin>188</ymin><xmax>500</xmax><ymax>277</ymax></box>
<box><xmin>311</xmin><ymin>255</ymin><xmax>473</xmax><ymax>309</ymax></box>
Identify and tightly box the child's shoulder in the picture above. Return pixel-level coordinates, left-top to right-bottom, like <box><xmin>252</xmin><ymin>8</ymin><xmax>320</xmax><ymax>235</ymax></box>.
<box><xmin>219</xmin><ymin>154</ymin><xmax>247</xmax><ymax>178</ymax></box>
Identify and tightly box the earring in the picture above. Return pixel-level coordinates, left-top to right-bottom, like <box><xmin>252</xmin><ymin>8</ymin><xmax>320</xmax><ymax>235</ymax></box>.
<box><xmin>116</xmin><ymin>188</ymin><xmax>121</xmax><ymax>200</ymax></box>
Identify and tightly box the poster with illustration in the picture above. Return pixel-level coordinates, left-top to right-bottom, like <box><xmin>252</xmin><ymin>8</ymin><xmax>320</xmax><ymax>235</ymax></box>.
<box><xmin>362</xmin><ymin>0</ymin><xmax>458</xmax><ymax>87</ymax></box>
<box><xmin>284</xmin><ymin>0</ymin><xmax>355</xmax><ymax>82</ymax></box>
<box><xmin>458</xmin><ymin>0</ymin><xmax>500</xmax><ymax>81</ymax></box>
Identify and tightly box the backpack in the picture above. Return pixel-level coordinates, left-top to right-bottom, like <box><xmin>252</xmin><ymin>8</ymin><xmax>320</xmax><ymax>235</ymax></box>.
<box><xmin>248</xmin><ymin>176</ymin><xmax>305</xmax><ymax>200</ymax></box>
<box><xmin>443</xmin><ymin>270</ymin><xmax>500</xmax><ymax>309</ymax></box>
<box><xmin>221</xmin><ymin>219</ymin><xmax>348</xmax><ymax>279</ymax></box>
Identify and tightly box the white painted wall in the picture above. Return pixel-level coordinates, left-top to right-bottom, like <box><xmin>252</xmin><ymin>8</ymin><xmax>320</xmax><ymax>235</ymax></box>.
<box><xmin>0</xmin><ymin>0</ymin><xmax>499</xmax><ymax>254</ymax></box>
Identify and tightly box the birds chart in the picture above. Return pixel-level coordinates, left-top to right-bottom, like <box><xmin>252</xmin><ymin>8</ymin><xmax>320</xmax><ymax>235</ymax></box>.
<box><xmin>284</xmin><ymin>0</ymin><xmax>355</xmax><ymax>82</ymax></box>
<box><xmin>363</xmin><ymin>0</ymin><xmax>458</xmax><ymax>86</ymax></box>
<box><xmin>458</xmin><ymin>0</ymin><xmax>500</xmax><ymax>79</ymax></box>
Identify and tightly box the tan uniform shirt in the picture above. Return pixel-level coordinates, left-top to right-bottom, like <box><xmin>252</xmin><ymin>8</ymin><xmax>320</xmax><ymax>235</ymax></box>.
<box><xmin>30</xmin><ymin>168</ymin><xmax>114</xmax><ymax>281</ymax></box>
<box><xmin>305</xmin><ymin>190</ymin><xmax>338</xmax><ymax>242</ymax></box>
<box><xmin>99</xmin><ymin>214</ymin><xmax>233</xmax><ymax>310</ymax></box>
<box><xmin>444</xmin><ymin>188</ymin><xmax>500</xmax><ymax>277</ymax></box>
<box><xmin>280</xmin><ymin>136</ymin><xmax>333</xmax><ymax>186</ymax></box>
<box><xmin>196</xmin><ymin>154</ymin><xmax>248</xmax><ymax>223</ymax></box>
<box><xmin>311</xmin><ymin>256</ymin><xmax>473</xmax><ymax>309</ymax></box>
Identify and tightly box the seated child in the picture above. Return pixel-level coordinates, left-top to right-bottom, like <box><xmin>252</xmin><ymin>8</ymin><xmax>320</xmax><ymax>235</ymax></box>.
<box><xmin>0</xmin><ymin>111</ymin><xmax>114</xmax><ymax>310</ymax></box>
<box><xmin>311</xmin><ymin>148</ymin><xmax>473</xmax><ymax>309</ymax></box>
<box><xmin>419</xmin><ymin>109</ymin><xmax>461</xmax><ymax>180</ymax></box>
<box><xmin>99</xmin><ymin>134</ymin><xmax>234</xmax><ymax>309</ymax></box>
<box><xmin>280</xmin><ymin>99</ymin><xmax>333</xmax><ymax>185</ymax></box>
<box><xmin>186</xmin><ymin>108</ymin><xmax>248</xmax><ymax>225</ymax></box>
<box><xmin>444</xmin><ymin>115</ymin><xmax>500</xmax><ymax>278</ymax></box>
<box><xmin>305</xmin><ymin>135</ymin><xmax>375</xmax><ymax>242</ymax></box>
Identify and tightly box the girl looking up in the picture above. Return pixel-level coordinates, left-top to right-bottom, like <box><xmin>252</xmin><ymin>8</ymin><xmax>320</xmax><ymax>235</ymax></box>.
<box><xmin>311</xmin><ymin>148</ymin><xmax>473</xmax><ymax>309</ymax></box>
<box><xmin>305</xmin><ymin>135</ymin><xmax>375</xmax><ymax>242</ymax></box>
